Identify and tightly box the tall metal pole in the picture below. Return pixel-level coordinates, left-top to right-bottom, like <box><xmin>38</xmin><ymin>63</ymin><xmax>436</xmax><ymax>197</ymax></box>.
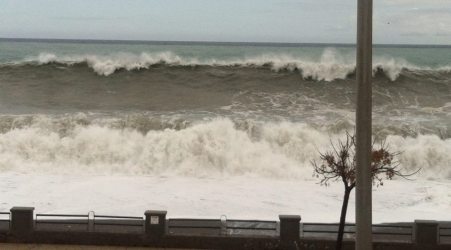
<box><xmin>355</xmin><ymin>0</ymin><xmax>373</xmax><ymax>249</ymax></box>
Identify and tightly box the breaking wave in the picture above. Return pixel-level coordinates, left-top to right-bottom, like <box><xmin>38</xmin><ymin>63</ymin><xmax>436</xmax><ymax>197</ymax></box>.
<box><xmin>0</xmin><ymin>115</ymin><xmax>449</xmax><ymax>179</ymax></box>
<box><xmin>4</xmin><ymin>49</ymin><xmax>449</xmax><ymax>81</ymax></box>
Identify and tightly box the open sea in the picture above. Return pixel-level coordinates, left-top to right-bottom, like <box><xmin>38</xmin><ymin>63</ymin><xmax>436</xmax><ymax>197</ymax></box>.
<box><xmin>0</xmin><ymin>38</ymin><xmax>450</xmax><ymax>221</ymax></box>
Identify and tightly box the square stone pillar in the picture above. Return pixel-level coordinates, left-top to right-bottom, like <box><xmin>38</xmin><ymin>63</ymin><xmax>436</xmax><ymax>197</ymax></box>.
<box><xmin>145</xmin><ymin>210</ymin><xmax>167</xmax><ymax>239</ymax></box>
<box><xmin>415</xmin><ymin>220</ymin><xmax>438</xmax><ymax>246</ymax></box>
<box><xmin>10</xmin><ymin>207</ymin><xmax>35</xmax><ymax>238</ymax></box>
<box><xmin>279</xmin><ymin>214</ymin><xmax>301</xmax><ymax>248</ymax></box>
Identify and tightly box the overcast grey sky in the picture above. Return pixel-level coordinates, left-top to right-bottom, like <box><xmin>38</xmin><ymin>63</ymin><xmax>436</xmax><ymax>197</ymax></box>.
<box><xmin>0</xmin><ymin>0</ymin><xmax>449</xmax><ymax>44</ymax></box>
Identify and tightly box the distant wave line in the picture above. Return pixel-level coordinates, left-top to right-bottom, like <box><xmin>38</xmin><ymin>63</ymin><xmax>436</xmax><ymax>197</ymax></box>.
<box><xmin>1</xmin><ymin>50</ymin><xmax>450</xmax><ymax>81</ymax></box>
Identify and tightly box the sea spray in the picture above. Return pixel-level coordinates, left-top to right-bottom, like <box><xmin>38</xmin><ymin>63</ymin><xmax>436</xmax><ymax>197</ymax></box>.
<box><xmin>387</xmin><ymin>134</ymin><xmax>451</xmax><ymax>178</ymax></box>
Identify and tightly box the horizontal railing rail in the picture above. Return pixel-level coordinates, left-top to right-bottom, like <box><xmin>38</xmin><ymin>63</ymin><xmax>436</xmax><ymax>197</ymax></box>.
<box><xmin>93</xmin><ymin>214</ymin><xmax>144</xmax><ymax>227</ymax></box>
<box><xmin>36</xmin><ymin>214</ymin><xmax>88</xmax><ymax>217</ymax></box>
<box><xmin>439</xmin><ymin>226</ymin><xmax>451</xmax><ymax>237</ymax></box>
<box><xmin>94</xmin><ymin>215</ymin><xmax>143</xmax><ymax>220</ymax></box>
<box><xmin>36</xmin><ymin>213</ymin><xmax>89</xmax><ymax>223</ymax></box>
<box><xmin>302</xmin><ymin>223</ymin><xmax>413</xmax><ymax>237</ymax></box>
<box><xmin>35</xmin><ymin>213</ymin><xmax>90</xmax><ymax>231</ymax></box>
<box><xmin>372</xmin><ymin>224</ymin><xmax>413</xmax><ymax>236</ymax></box>
<box><xmin>226</xmin><ymin>219</ymin><xmax>277</xmax><ymax>231</ymax></box>
<box><xmin>0</xmin><ymin>212</ymin><xmax>11</xmax><ymax>229</ymax></box>
<box><xmin>168</xmin><ymin>218</ymin><xmax>222</xmax><ymax>229</ymax></box>
<box><xmin>0</xmin><ymin>212</ymin><xmax>11</xmax><ymax>220</ymax></box>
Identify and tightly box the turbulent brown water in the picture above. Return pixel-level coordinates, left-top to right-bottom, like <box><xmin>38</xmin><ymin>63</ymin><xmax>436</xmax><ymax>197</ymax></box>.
<box><xmin>1</xmin><ymin>60</ymin><xmax>450</xmax><ymax>135</ymax></box>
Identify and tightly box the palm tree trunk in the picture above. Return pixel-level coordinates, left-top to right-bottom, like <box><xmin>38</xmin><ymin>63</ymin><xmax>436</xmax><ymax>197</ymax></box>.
<box><xmin>336</xmin><ymin>188</ymin><xmax>351</xmax><ymax>250</ymax></box>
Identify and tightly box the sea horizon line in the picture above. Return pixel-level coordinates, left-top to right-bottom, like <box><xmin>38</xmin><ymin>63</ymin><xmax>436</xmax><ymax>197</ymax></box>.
<box><xmin>1</xmin><ymin>37</ymin><xmax>450</xmax><ymax>49</ymax></box>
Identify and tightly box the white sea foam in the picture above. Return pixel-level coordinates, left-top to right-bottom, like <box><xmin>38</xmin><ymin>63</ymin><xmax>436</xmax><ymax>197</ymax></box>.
<box><xmin>1</xmin><ymin>116</ymin><xmax>450</xmax><ymax>222</ymax></box>
<box><xmin>17</xmin><ymin>48</ymin><xmax>440</xmax><ymax>81</ymax></box>
<box><xmin>2</xmin><ymin>173</ymin><xmax>451</xmax><ymax>222</ymax></box>
<box><xmin>0</xmin><ymin>117</ymin><xmax>449</xmax><ymax>179</ymax></box>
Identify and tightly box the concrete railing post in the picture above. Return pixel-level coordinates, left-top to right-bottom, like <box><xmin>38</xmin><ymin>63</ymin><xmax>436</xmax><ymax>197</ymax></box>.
<box><xmin>279</xmin><ymin>215</ymin><xmax>301</xmax><ymax>249</ymax></box>
<box><xmin>145</xmin><ymin>210</ymin><xmax>167</xmax><ymax>240</ymax></box>
<box><xmin>10</xmin><ymin>207</ymin><xmax>35</xmax><ymax>239</ymax></box>
<box><xmin>414</xmin><ymin>220</ymin><xmax>438</xmax><ymax>246</ymax></box>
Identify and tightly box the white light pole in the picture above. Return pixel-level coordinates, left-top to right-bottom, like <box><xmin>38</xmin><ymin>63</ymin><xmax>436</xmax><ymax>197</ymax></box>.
<box><xmin>355</xmin><ymin>0</ymin><xmax>373</xmax><ymax>249</ymax></box>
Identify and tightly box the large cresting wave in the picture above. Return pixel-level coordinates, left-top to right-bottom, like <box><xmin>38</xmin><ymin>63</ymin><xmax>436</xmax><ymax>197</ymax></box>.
<box><xmin>3</xmin><ymin>49</ymin><xmax>450</xmax><ymax>81</ymax></box>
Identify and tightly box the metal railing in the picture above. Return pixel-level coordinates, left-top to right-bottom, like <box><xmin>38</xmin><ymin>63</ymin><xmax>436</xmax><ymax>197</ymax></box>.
<box><xmin>93</xmin><ymin>214</ymin><xmax>144</xmax><ymax>227</ymax></box>
<box><xmin>2</xmin><ymin>207</ymin><xmax>449</xmax><ymax>247</ymax></box>
<box><xmin>167</xmin><ymin>218</ymin><xmax>223</xmax><ymax>236</ymax></box>
<box><xmin>35</xmin><ymin>213</ymin><xmax>90</xmax><ymax>231</ymax></box>
<box><xmin>167</xmin><ymin>219</ymin><xmax>416</xmax><ymax>239</ymax></box>
<box><xmin>301</xmin><ymin>222</ymin><xmax>413</xmax><ymax>241</ymax></box>
<box><xmin>34</xmin><ymin>212</ymin><xmax>145</xmax><ymax>232</ymax></box>
<box><xmin>439</xmin><ymin>225</ymin><xmax>451</xmax><ymax>244</ymax></box>
<box><xmin>226</xmin><ymin>219</ymin><xmax>277</xmax><ymax>231</ymax></box>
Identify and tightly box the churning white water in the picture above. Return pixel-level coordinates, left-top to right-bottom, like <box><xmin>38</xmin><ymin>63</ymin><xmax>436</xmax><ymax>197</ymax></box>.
<box><xmin>1</xmin><ymin>117</ymin><xmax>449</xmax><ymax>178</ymax></box>
<box><xmin>0</xmin><ymin>116</ymin><xmax>450</xmax><ymax>223</ymax></box>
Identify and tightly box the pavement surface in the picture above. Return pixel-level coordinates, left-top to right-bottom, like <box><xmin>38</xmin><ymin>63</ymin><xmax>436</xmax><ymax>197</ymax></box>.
<box><xmin>0</xmin><ymin>244</ymin><xmax>195</xmax><ymax>250</ymax></box>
